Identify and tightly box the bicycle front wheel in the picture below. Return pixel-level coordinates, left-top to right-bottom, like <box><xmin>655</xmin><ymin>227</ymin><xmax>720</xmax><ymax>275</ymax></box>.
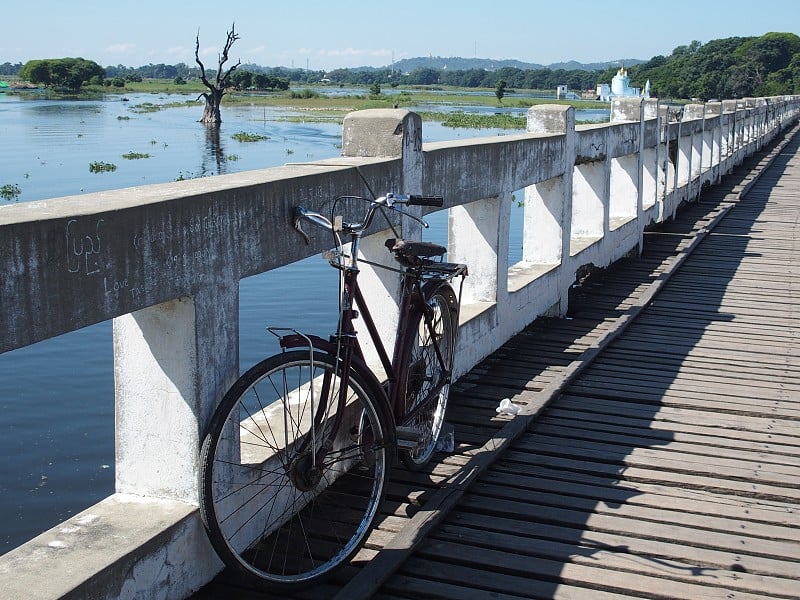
<box><xmin>399</xmin><ymin>284</ymin><xmax>458</xmax><ymax>470</ymax></box>
<box><xmin>200</xmin><ymin>350</ymin><xmax>392</xmax><ymax>590</ymax></box>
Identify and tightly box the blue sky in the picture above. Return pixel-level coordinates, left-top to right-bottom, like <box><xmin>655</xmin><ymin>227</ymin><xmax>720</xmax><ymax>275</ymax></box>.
<box><xmin>2</xmin><ymin>0</ymin><xmax>798</xmax><ymax>70</ymax></box>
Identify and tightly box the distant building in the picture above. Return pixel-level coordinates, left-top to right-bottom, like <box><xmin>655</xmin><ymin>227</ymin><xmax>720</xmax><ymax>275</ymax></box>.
<box><xmin>596</xmin><ymin>66</ymin><xmax>650</xmax><ymax>102</ymax></box>
<box><xmin>556</xmin><ymin>84</ymin><xmax>581</xmax><ymax>100</ymax></box>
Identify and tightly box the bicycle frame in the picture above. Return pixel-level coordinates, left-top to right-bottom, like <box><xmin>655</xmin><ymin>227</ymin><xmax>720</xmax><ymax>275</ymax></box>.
<box><xmin>279</xmin><ymin>231</ymin><xmax>463</xmax><ymax>429</ymax></box>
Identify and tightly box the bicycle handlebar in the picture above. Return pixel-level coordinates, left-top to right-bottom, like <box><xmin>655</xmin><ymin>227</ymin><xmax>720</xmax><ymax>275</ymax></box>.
<box><xmin>406</xmin><ymin>195</ymin><xmax>444</xmax><ymax>207</ymax></box>
<box><xmin>293</xmin><ymin>193</ymin><xmax>444</xmax><ymax>244</ymax></box>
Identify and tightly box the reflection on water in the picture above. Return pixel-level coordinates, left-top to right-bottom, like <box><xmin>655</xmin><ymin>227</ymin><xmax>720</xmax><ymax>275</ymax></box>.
<box><xmin>202</xmin><ymin>123</ymin><xmax>226</xmax><ymax>176</ymax></box>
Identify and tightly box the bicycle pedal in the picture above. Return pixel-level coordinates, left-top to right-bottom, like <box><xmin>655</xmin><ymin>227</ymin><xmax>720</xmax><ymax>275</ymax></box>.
<box><xmin>395</xmin><ymin>426</ymin><xmax>423</xmax><ymax>451</ymax></box>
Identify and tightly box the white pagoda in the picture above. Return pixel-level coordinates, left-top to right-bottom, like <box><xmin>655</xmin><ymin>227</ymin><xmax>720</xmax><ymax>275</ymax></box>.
<box><xmin>596</xmin><ymin>66</ymin><xmax>650</xmax><ymax>102</ymax></box>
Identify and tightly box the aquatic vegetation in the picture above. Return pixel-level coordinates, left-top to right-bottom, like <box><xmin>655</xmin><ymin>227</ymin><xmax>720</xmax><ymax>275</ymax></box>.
<box><xmin>122</xmin><ymin>151</ymin><xmax>152</xmax><ymax>160</ymax></box>
<box><xmin>89</xmin><ymin>161</ymin><xmax>117</xmax><ymax>173</ymax></box>
<box><xmin>130</xmin><ymin>102</ymin><xmax>161</xmax><ymax>113</ymax></box>
<box><xmin>232</xmin><ymin>131</ymin><xmax>269</xmax><ymax>142</ymax></box>
<box><xmin>290</xmin><ymin>89</ymin><xmax>321</xmax><ymax>99</ymax></box>
<box><xmin>421</xmin><ymin>111</ymin><xmax>526</xmax><ymax>130</ymax></box>
<box><xmin>0</xmin><ymin>183</ymin><xmax>22</xmax><ymax>201</ymax></box>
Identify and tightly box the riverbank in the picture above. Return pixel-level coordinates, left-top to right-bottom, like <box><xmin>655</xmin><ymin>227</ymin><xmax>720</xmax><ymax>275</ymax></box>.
<box><xmin>8</xmin><ymin>78</ymin><xmax>609</xmax><ymax>127</ymax></box>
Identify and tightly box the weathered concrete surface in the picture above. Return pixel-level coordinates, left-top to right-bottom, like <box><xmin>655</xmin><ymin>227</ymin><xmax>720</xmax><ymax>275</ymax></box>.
<box><xmin>0</xmin><ymin>494</ymin><xmax>214</xmax><ymax>600</ymax></box>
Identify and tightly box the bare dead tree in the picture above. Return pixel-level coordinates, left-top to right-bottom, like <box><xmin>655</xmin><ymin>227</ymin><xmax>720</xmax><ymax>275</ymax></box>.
<box><xmin>195</xmin><ymin>23</ymin><xmax>241</xmax><ymax>124</ymax></box>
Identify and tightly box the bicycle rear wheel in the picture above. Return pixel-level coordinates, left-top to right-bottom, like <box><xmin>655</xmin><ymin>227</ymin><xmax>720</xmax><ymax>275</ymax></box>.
<box><xmin>399</xmin><ymin>284</ymin><xmax>458</xmax><ymax>470</ymax></box>
<box><xmin>200</xmin><ymin>350</ymin><xmax>392</xmax><ymax>590</ymax></box>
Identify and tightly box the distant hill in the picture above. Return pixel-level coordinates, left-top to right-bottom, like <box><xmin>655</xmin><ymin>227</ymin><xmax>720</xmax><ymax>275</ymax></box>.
<box><xmin>619</xmin><ymin>32</ymin><xmax>800</xmax><ymax>100</ymax></box>
<box><xmin>389</xmin><ymin>56</ymin><xmax>645</xmax><ymax>73</ymax></box>
<box><xmin>547</xmin><ymin>59</ymin><xmax>645</xmax><ymax>71</ymax></box>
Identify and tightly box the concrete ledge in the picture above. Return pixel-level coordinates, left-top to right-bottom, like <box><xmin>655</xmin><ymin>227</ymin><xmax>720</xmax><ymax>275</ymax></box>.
<box><xmin>0</xmin><ymin>494</ymin><xmax>219</xmax><ymax>600</ymax></box>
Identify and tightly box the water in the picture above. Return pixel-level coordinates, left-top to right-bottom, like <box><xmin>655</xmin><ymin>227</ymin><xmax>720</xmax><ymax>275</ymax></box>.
<box><xmin>0</xmin><ymin>91</ymin><xmax>607</xmax><ymax>551</ymax></box>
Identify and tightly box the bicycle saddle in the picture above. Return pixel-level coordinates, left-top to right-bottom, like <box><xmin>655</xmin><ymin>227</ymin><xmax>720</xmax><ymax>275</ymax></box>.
<box><xmin>385</xmin><ymin>238</ymin><xmax>447</xmax><ymax>266</ymax></box>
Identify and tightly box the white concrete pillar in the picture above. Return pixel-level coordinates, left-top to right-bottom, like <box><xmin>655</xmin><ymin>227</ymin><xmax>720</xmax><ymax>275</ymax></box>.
<box><xmin>609</xmin><ymin>98</ymin><xmax>643</xmax><ymax>227</ymax></box>
<box><xmin>525</xmin><ymin>105</ymin><xmax>575</xmax><ymax>267</ymax></box>
<box><xmin>526</xmin><ymin>105</ymin><xmax>576</xmax><ymax>314</ymax></box>
<box><xmin>684</xmin><ymin>105</ymin><xmax>704</xmax><ymax>193</ymax></box>
<box><xmin>113</xmin><ymin>279</ymin><xmax>239</xmax><ymax>503</ymax></box>
<box><xmin>642</xmin><ymin>144</ymin><xmax>658</xmax><ymax>211</ymax></box>
<box><xmin>677</xmin><ymin>125</ymin><xmax>692</xmax><ymax>190</ymax></box>
<box><xmin>660</xmin><ymin>106</ymin><xmax>677</xmax><ymax>196</ymax></box>
<box><xmin>523</xmin><ymin>176</ymin><xmax>565</xmax><ymax>265</ymax></box>
<box><xmin>571</xmin><ymin>161</ymin><xmax>605</xmax><ymax>246</ymax></box>
<box><xmin>609</xmin><ymin>154</ymin><xmax>638</xmax><ymax>226</ymax></box>
<box><xmin>706</xmin><ymin>102</ymin><xmax>723</xmax><ymax>181</ymax></box>
<box><xmin>722</xmin><ymin>100</ymin><xmax>737</xmax><ymax>163</ymax></box>
<box><xmin>449</xmin><ymin>195</ymin><xmax>508</xmax><ymax>305</ymax></box>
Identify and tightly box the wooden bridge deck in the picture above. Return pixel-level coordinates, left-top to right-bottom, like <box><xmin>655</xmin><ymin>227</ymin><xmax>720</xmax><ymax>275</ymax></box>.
<box><xmin>195</xmin><ymin>125</ymin><xmax>800</xmax><ymax>600</ymax></box>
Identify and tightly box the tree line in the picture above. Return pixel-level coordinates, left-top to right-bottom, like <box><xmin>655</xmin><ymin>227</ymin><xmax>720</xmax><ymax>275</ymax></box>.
<box><xmin>598</xmin><ymin>32</ymin><xmax>800</xmax><ymax>100</ymax></box>
<box><xmin>7</xmin><ymin>32</ymin><xmax>799</xmax><ymax>99</ymax></box>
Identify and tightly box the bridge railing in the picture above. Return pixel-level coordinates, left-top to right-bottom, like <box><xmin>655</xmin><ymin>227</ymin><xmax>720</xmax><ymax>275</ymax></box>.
<box><xmin>1</xmin><ymin>94</ymin><xmax>798</xmax><ymax>599</ymax></box>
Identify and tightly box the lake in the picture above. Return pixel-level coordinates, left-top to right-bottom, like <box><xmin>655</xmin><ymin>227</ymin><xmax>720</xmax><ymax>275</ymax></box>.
<box><xmin>0</xmin><ymin>91</ymin><xmax>608</xmax><ymax>550</ymax></box>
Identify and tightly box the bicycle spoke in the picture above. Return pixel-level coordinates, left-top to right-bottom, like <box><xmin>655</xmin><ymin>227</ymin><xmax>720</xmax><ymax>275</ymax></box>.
<box><xmin>399</xmin><ymin>287</ymin><xmax>456</xmax><ymax>469</ymax></box>
<box><xmin>201</xmin><ymin>351</ymin><xmax>389</xmax><ymax>589</ymax></box>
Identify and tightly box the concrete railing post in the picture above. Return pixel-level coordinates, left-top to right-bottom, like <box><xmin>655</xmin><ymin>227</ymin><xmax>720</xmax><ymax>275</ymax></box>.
<box><xmin>684</xmin><ymin>104</ymin><xmax>706</xmax><ymax>197</ymax></box>
<box><xmin>526</xmin><ymin>104</ymin><xmax>575</xmax><ymax>315</ymax></box>
<box><xmin>705</xmin><ymin>102</ymin><xmax>723</xmax><ymax>183</ymax></box>
<box><xmin>341</xmin><ymin>109</ymin><xmax>424</xmax><ymax>370</ymax></box>
<box><xmin>641</xmin><ymin>99</ymin><xmax>660</xmax><ymax>214</ymax></box>
<box><xmin>722</xmin><ymin>100</ymin><xmax>738</xmax><ymax>166</ymax></box>
<box><xmin>609</xmin><ymin>98</ymin><xmax>645</xmax><ymax>231</ymax></box>
<box><xmin>113</xmin><ymin>278</ymin><xmax>240</xmax><ymax>502</ymax></box>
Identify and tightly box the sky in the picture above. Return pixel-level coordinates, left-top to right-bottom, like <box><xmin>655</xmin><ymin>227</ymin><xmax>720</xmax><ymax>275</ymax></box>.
<box><xmin>2</xmin><ymin>0</ymin><xmax>798</xmax><ymax>71</ymax></box>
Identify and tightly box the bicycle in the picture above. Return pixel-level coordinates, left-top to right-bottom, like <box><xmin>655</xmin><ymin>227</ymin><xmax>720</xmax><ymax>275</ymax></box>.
<box><xmin>199</xmin><ymin>192</ymin><xmax>468</xmax><ymax>590</ymax></box>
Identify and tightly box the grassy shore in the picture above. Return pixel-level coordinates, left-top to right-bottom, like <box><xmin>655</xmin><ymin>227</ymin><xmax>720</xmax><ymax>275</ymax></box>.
<box><xmin>20</xmin><ymin>79</ymin><xmax>610</xmax><ymax>128</ymax></box>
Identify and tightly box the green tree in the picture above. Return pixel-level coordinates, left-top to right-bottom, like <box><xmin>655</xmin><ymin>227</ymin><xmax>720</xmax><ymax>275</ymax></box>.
<box><xmin>230</xmin><ymin>69</ymin><xmax>253</xmax><ymax>89</ymax></box>
<box><xmin>410</xmin><ymin>67</ymin><xmax>439</xmax><ymax>85</ymax></box>
<box><xmin>20</xmin><ymin>58</ymin><xmax>104</xmax><ymax>91</ymax></box>
<box><xmin>495</xmin><ymin>79</ymin><xmax>507</xmax><ymax>104</ymax></box>
<box><xmin>20</xmin><ymin>60</ymin><xmax>51</xmax><ymax>86</ymax></box>
<box><xmin>627</xmin><ymin>32</ymin><xmax>799</xmax><ymax>99</ymax></box>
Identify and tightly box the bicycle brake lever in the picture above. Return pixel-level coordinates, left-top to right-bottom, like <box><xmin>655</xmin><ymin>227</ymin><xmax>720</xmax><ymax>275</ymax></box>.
<box><xmin>393</xmin><ymin>207</ymin><xmax>429</xmax><ymax>228</ymax></box>
<box><xmin>292</xmin><ymin>206</ymin><xmax>311</xmax><ymax>245</ymax></box>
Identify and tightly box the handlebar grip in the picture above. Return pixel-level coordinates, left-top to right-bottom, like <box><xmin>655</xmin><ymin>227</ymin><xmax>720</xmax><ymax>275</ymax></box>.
<box><xmin>408</xmin><ymin>195</ymin><xmax>444</xmax><ymax>207</ymax></box>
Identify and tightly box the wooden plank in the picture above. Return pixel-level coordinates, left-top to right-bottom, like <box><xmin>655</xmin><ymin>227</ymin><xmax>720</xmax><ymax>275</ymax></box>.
<box><xmin>554</xmin><ymin>394</ymin><xmax>800</xmax><ymax>437</ymax></box>
<box><xmin>413</xmin><ymin>538</ymin><xmax>775</xmax><ymax>600</ymax></box>
<box><xmin>500</xmin><ymin>449</ymin><xmax>800</xmax><ymax>502</ymax></box>
<box><xmin>395</xmin><ymin>558</ymin><xmax>644</xmax><ymax>600</ymax></box>
<box><xmin>480</xmin><ymin>467</ymin><xmax>800</xmax><ymax>528</ymax></box>
<box><xmin>535</xmin><ymin>415</ymin><xmax>800</xmax><ymax>458</ymax></box>
<box><xmin>462</xmin><ymin>480</ymin><xmax>800</xmax><ymax>545</ymax></box>
<box><xmin>432</xmin><ymin>522</ymin><xmax>800</xmax><ymax>595</ymax></box>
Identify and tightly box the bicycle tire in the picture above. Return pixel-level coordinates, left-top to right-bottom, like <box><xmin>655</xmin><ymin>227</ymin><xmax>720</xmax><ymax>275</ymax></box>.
<box><xmin>200</xmin><ymin>350</ymin><xmax>392</xmax><ymax>590</ymax></box>
<box><xmin>398</xmin><ymin>284</ymin><xmax>458</xmax><ymax>470</ymax></box>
